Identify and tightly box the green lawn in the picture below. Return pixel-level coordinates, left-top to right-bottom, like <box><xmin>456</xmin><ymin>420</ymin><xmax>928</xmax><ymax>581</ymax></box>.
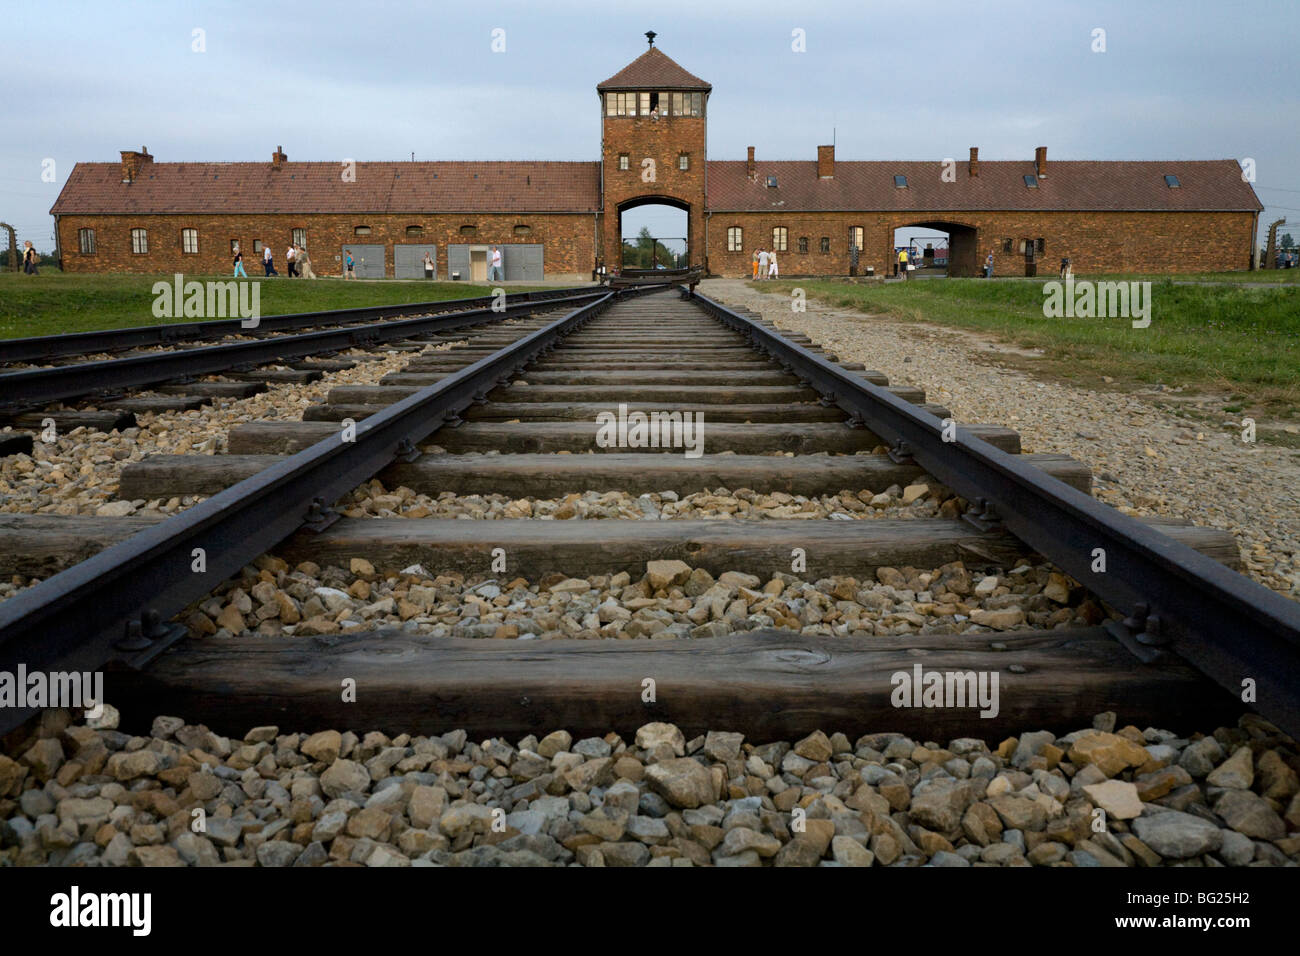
<box><xmin>756</xmin><ymin>277</ymin><xmax>1300</xmax><ymax>417</ymax></box>
<box><xmin>0</xmin><ymin>271</ymin><xmax>557</xmax><ymax>339</ymax></box>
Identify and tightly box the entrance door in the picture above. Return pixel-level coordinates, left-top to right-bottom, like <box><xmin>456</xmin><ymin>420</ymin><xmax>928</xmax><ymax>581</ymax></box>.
<box><xmin>394</xmin><ymin>244</ymin><xmax>437</xmax><ymax>279</ymax></box>
<box><xmin>343</xmin><ymin>244</ymin><xmax>385</xmax><ymax>279</ymax></box>
<box><xmin>470</xmin><ymin>249</ymin><xmax>488</xmax><ymax>282</ymax></box>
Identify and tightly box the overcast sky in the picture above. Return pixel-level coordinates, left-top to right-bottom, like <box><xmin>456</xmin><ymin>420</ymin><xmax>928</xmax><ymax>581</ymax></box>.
<box><xmin>3</xmin><ymin>0</ymin><xmax>1297</xmax><ymax>254</ymax></box>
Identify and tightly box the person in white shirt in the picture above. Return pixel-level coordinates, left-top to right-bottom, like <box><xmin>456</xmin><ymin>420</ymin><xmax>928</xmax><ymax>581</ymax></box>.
<box><xmin>768</xmin><ymin>250</ymin><xmax>778</xmax><ymax>278</ymax></box>
<box><xmin>423</xmin><ymin>252</ymin><xmax>434</xmax><ymax>279</ymax></box>
<box><xmin>262</xmin><ymin>244</ymin><xmax>278</xmax><ymax>276</ymax></box>
<box><xmin>488</xmin><ymin>246</ymin><xmax>503</xmax><ymax>282</ymax></box>
<box><xmin>757</xmin><ymin>249</ymin><xmax>769</xmax><ymax>279</ymax></box>
<box><xmin>286</xmin><ymin>244</ymin><xmax>297</xmax><ymax>277</ymax></box>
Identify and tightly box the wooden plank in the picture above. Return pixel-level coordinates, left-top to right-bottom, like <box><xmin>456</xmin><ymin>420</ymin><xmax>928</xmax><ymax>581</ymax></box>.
<box><xmin>225</xmin><ymin>369</ymin><xmax>323</xmax><ymax>384</ymax></box>
<box><xmin>272</xmin><ymin>517</ymin><xmax>1031</xmax><ymax>579</ymax></box>
<box><xmin>105</xmin><ymin>395</ymin><xmax>207</xmax><ymax>413</ymax></box>
<box><xmin>327</xmin><ymin>383</ymin><xmax>925</xmax><ymax>406</ymax></box>
<box><xmin>114</xmin><ymin>450</ymin><xmax>1094</xmax><ymax>500</ymax></box>
<box><xmin>9</xmin><ymin>410</ymin><xmax>136</xmax><ymax>432</ymax></box>
<box><xmin>118</xmin><ymin>627</ymin><xmax>1237</xmax><ymax>740</ymax></box>
<box><xmin>225</xmin><ymin>419</ymin><xmax>1022</xmax><ymax>455</ymax></box>
<box><xmin>0</xmin><ymin>511</ymin><xmax>1235</xmax><ymax>579</ymax></box>
<box><xmin>489</xmin><ymin>383</ymin><xmax>824</xmax><ymax>403</ymax></box>
<box><xmin>156</xmin><ymin>381</ymin><xmax>267</xmax><ymax>398</ymax></box>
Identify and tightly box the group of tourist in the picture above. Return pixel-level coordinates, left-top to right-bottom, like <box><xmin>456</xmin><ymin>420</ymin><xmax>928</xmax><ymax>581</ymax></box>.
<box><xmin>232</xmin><ymin>242</ymin><xmax>316</xmax><ymax>279</ymax></box>
<box><xmin>750</xmin><ymin>248</ymin><xmax>779</xmax><ymax>279</ymax></box>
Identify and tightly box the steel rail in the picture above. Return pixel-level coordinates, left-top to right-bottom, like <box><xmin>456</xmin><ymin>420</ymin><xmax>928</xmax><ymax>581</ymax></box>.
<box><xmin>0</xmin><ymin>291</ymin><xmax>608</xmax><ymax>410</ymax></box>
<box><xmin>689</xmin><ymin>288</ymin><xmax>1300</xmax><ymax>737</ymax></box>
<box><xmin>0</xmin><ymin>286</ymin><xmax>594</xmax><ymax>364</ymax></box>
<box><xmin>0</xmin><ymin>284</ymin><xmax>668</xmax><ymax>733</ymax></box>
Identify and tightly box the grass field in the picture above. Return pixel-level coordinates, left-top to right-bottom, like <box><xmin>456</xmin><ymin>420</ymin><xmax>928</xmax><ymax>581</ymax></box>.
<box><xmin>0</xmin><ymin>272</ymin><xmax>557</xmax><ymax>339</ymax></box>
<box><xmin>755</xmin><ymin>276</ymin><xmax>1300</xmax><ymax>419</ymax></box>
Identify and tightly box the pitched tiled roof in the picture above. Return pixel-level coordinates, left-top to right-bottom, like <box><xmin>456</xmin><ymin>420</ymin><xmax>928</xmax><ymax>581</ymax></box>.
<box><xmin>50</xmin><ymin>161</ymin><xmax>602</xmax><ymax>215</ymax></box>
<box><xmin>706</xmin><ymin>159</ymin><xmax>1262</xmax><ymax>213</ymax></box>
<box><xmin>597</xmin><ymin>47</ymin><xmax>711</xmax><ymax>91</ymax></box>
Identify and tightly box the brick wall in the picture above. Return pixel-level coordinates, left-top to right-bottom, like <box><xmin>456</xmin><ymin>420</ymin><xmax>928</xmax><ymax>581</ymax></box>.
<box><xmin>56</xmin><ymin>212</ymin><xmax>599</xmax><ymax>278</ymax></box>
<box><xmin>600</xmin><ymin>112</ymin><xmax>707</xmax><ymax>268</ymax></box>
<box><xmin>705</xmin><ymin>210</ymin><xmax>1256</xmax><ymax>277</ymax></box>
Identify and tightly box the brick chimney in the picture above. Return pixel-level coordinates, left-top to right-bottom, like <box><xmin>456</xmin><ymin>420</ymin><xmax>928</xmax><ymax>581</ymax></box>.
<box><xmin>746</xmin><ymin>146</ymin><xmax>756</xmax><ymax>180</ymax></box>
<box><xmin>817</xmin><ymin>145</ymin><xmax>835</xmax><ymax>179</ymax></box>
<box><xmin>272</xmin><ymin>146</ymin><xmax>287</xmax><ymax>170</ymax></box>
<box><xmin>1035</xmin><ymin>146</ymin><xmax>1047</xmax><ymax>178</ymax></box>
<box><xmin>120</xmin><ymin>146</ymin><xmax>152</xmax><ymax>184</ymax></box>
<box><xmin>969</xmin><ymin>146</ymin><xmax>979</xmax><ymax>177</ymax></box>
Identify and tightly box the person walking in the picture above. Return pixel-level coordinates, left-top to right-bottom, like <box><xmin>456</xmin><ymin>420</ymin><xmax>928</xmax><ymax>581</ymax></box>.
<box><xmin>751</xmin><ymin>250</ymin><xmax>759</xmax><ymax>280</ymax></box>
<box><xmin>488</xmin><ymin>246</ymin><xmax>503</xmax><ymax>282</ymax></box>
<box><xmin>758</xmin><ymin>248</ymin><xmax>769</xmax><ymax>280</ymax></box>
<box><xmin>233</xmin><ymin>244</ymin><xmax>248</xmax><ymax>278</ymax></box>
<box><xmin>286</xmin><ymin>243</ymin><xmax>298</xmax><ymax>278</ymax></box>
<box><xmin>898</xmin><ymin>248</ymin><xmax>909</xmax><ymax>280</ymax></box>
<box><xmin>344</xmin><ymin>249</ymin><xmax>356</xmax><ymax>279</ymax></box>
<box><xmin>1059</xmin><ymin>256</ymin><xmax>1070</xmax><ymax>279</ymax></box>
<box><xmin>262</xmin><ymin>244</ymin><xmax>278</xmax><ymax>276</ymax></box>
<box><xmin>297</xmin><ymin>245</ymin><xmax>316</xmax><ymax>279</ymax></box>
<box><xmin>767</xmin><ymin>249</ymin><xmax>778</xmax><ymax>279</ymax></box>
<box><xmin>423</xmin><ymin>252</ymin><xmax>434</xmax><ymax>280</ymax></box>
<box><xmin>984</xmin><ymin>252</ymin><xmax>994</xmax><ymax>279</ymax></box>
<box><xmin>22</xmin><ymin>241</ymin><xmax>38</xmax><ymax>275</ymax></box>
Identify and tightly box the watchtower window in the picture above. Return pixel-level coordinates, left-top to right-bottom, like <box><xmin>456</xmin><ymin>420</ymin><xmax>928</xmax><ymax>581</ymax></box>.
<box><xmin>638</xmin><ymin>92</ymin><xmax>661</xmax><ymax>116</ymax></box>
<box><xmin>669</xmin><ymin>92</ymin><xmax>702</xmax><ymax>117</ymax></box>
<box><xmin>606</xmin><ymin>92</ymin><xmax>636</xmax><ymax>116</ymax></box>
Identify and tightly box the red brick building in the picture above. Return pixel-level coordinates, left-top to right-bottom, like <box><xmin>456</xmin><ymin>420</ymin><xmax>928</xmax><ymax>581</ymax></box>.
<box><xmin>51</xmin><ymin>39</ymin><xmax>1262</xmax><ymax>279</ymax></box>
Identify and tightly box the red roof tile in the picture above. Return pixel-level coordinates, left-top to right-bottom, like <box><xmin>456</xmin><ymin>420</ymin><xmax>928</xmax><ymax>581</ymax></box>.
<box><xmin>51</xmin><ymin>161</ymin><xmax>602</xmax><ymax>216</ymax></box>
<box><xmin>597</xmin><ymin>47</ymin><xmax>711</xmax><ymax>91</ymax></box>
<box><xmin>705</xmin><ymin>159</ymin><xmax>1262</xmax><ymax>213</ymax></box>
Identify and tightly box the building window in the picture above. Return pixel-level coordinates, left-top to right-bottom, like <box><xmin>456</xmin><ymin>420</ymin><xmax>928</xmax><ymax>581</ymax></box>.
<box><xmin>130</xmin><ymin>228</ymin><xmax>148</xmax><ymax>254</ymax></box>
<box><xmin>606</xmin><ymin>92</ymin><xmax>636</xmax><ymax>116</ymax></box>
<box><xmin>181</xmin><ymin>228</ymin><xmax>198</xmax><ymax>254</ymax></box>
<box><xmin>894</xmin><ymin>175</ymin><xmax>908</xmax><ymax>188</ymax></box>
<box><xmin>459</xmin><ymin>225</ymin><xmax>477</xmax><ymax>236</ymax></box>
<box><xmin>618</xmin><ymin>153</ymin><xmax>629</xmax><ymax>171</ymax></box>
<box><xmin>669</xmin><ymin>92</ymin><xmax>702</xmax><ymax>117</ymax></box>
<box><xmin>1164</xmin><ymin>174</ymin><xmax>1181</xmax><ymax>188</ymax></box>
<box><xmin>772</xmin><ymin>227</ymin><xmax>788</xmax><ymax>252</ymax></box>
<box><xmin>678</xmin><ymin>153</ymin><xmax>690</xmax><ymax>171</ymax></box>
<box><xmin>354</xmin><ymin>225</ymin><xmax>371</xmax><ymax>236</ymax></box>
<box><xmin>253</xmin><ymin>239</ymin><xmax>263</xmax><ymax>253</ymax></box>
<box><xmin>639</xmin><ymin>92</ymin><xmax>651</xmax><ymax>116</ymax></box>
<box><xmin>405</xmin><ymin>225</ymin><xmax>423</xmax><ymax>237</ymax></box>
<box><xmin>1002</xmin><ymin>238</ymin><xmax>1013</xmax><ymax>254</ymax></box>
<box><xmin>292</xmin><ymin>228</ymin><xmax>307</xmax><ymax>247</ymax></box>
<box><xmin>766</xmin><ymin>175</ymin><xmax>778</xmax><ymax>188</ymax></box>
<box><xmin>849</xmin><ymin>226</ymin><xmax>864</xmax><ymax>251</ymax></box>
<box><xmin>1024</xmin><ymin>174</ymin><xmax>1038</xmax><ymax>188</ymax></box>
<box><xmin>230</xmin><ymin>239</ymin><xmax>240</xmax><ymax>255</ymax></box>
<box><xmin>1036</xmin><ymin>238</ymin><xmax>1046</xmax><ymax>254</ymax></box>
<box><xmin>78</xmin><ymin>228</ymin><xmax>95</xmax><ymax>255</ymax></box>
<box><xmin>820</xmin><ymin>237</ymin><xmax>830</xmax><ymax>254</ymax></box>
<box><xmin>798</xmin><ymin>236</ymin><xmax>808</xmax><ymax>254</ymax></box>
<box><xmin>726</xmin><ymin>226</ymin><xmax>743</xmax><ymax>252</ymax></box>
<box><xmin>513</xmin><ymin>224</ymin><xmax>531</xmax><ymax>236</ymax></box>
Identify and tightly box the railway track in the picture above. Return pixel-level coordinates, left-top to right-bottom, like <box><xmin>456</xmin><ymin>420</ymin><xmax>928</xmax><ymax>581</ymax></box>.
<box><xmin>0</xmin><ymin>287</ymin><xmax>602</xmax><ymax>447</ymax></box>
<box><xmin>0</xmin><ymin>282</ymin><xmax>1297</xmax><ymax>748</ymax></box>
